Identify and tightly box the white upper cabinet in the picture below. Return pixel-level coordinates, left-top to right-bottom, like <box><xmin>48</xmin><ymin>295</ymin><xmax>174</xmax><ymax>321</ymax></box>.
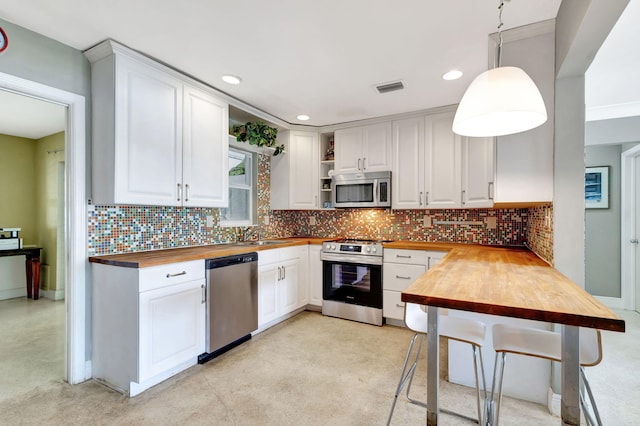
<box><xmin>86</xmin><ymin>40</ymin><xmax>228</xmax><ymax>207</ymax></box>
<box><xmin>334</xmin><ymin>127</ymin><xmax>362</xmax><ymax>173</ymax></box>
<box><xmin>462</xmin><ymin>136</ymin><xmax>495</xmax><ymax>208</ymax></box>
<box><xmin>182</xmin><ymin>85</ymin><xmax>229</xmax><ymax>207</ymax></box>
<box><xmin>392</xmin><ymin>117</ymin><xmax>425</xmax><ymax>209</ymax></box>
<box><xmin>334</xmin><ymin>122</ymin><xmax>391</xmax><ymax>173</ymax></box>
<box><xmin>270</xmin><ymin>130</ymin><xmax>320</xmax><ymax>209</ymax></box>
<box><xmin>392</xmin><ymin>110</ymin><xmax>494</xmax><ymax>209</ymax></box>
<box><xmin>113</xmin><ymin>53</ymin><xmax>183</xmax><ymax>206</ymax></box>
<box><xmin>425</xmin><ymin>112</ymin><xmax>462</xmax><ymax>209</ymax></box>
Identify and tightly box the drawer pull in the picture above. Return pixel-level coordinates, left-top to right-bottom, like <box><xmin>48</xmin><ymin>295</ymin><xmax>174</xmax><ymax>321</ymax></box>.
<box><xmin>395</xmin><ymin>275</ymin><xmax>411</xmax><ymax>280</ymax></box>
<box><xmin>201</xmin><ymin>284</ymin><xmax>206</xmax><ymax>304</ymax></box>
<box><xmin>396</xmin><ymin>303</ymin><xmax>405</xmax><ymax>308</ymax></box>
<box><xmin>166</xmin><ymin>271</ymin><xmax>187</xmax><ymax>278</ymax></box>
<box><xmin>396</xmin><ymin>254</ymin><xmax>412</xmax><ymax>259</ymax></box>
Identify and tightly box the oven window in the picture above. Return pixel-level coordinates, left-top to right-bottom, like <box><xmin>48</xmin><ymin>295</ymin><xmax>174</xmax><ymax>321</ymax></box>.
<box><xmin>332</xmin><ymin>264</ymin><xmax>371</xmax><ymax>291</ymax></box>
<box><xmin>335</xmin><ymin>183</ymin><xmax>374</xmax><ymax>203</ymax></box>
<box><xmin>323</xmin><ymin>261</ymin><xmax>382</xmax><ymax>308</ymax></box>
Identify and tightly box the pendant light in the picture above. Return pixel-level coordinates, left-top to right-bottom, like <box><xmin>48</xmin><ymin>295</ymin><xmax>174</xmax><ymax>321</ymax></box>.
<box><xmin>452</xmin><ymin>0</ymin><xmax>547</xmax><ymax>137</ymax></box>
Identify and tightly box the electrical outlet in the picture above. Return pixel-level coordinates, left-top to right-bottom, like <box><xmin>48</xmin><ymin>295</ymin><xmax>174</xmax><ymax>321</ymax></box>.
<box><xmin>485</xmin><ymin>216</ymin><xmax>497</xmax><ymax>230</ymax></box>
<box><xmin>309</xmin><ymin>216</ymin><xmax>317</xmax><ymax>226</ymax></box>
<box><xmin>405</xmin><ymin>217</ymin><xmax>410</xmax><ymax>225</ymax></box>
<box><xmin>205</xmin><ymin>215</ymin><xmax>214</xmax><ymax>228</ymax></box>
<box><xmin>264</xmin><ymin>216</ymin><xmax>270</xmax><ymax>226</ymax></box>
<box><xmin>423</xmin><ymin>215</ymin><xmax>432</xmax><ymax>227</ymax></box>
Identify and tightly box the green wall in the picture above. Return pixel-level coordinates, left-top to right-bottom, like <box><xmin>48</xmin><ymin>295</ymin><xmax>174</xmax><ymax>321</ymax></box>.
<box><xmin>0</xmin><ymin>132</ymin><xmax>64</xmax><ymax>292</ymax></box>
<box><xmin>0</xmin><ymin>134</ymin><xmax>37</xmax><ymax>244</ymax></box>
<box><xmin>35</xmin><ymin>132</ymin><xmax>65</xmax><ymax>292</ymax></box>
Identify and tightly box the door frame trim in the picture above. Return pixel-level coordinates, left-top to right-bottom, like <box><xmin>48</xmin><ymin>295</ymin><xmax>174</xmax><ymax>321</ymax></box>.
<box><xmin>620</xmin><ymin>144</ymin><xmax>640</xmax><ymax>311</ymax></box>
<box><xmin>0</xmin><ymin>71</ymin><xmax>88</xmax><ymax>384</ymax></box>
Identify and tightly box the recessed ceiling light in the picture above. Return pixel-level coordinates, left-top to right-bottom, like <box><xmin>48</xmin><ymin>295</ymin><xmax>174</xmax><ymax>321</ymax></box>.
<box><xmin>222</xmin><ymin>75</ymin><xmax>242</xmax><ymax>85</ymax></box>
<box><xmin>442</xmin><ymin>70</ymin><xmax>463</xmax><ymax>81</ymax></box>
<box><xmin>296</xmin><ymin>114</ymin><xmax>310</xmax><ymax>121</ymax></box>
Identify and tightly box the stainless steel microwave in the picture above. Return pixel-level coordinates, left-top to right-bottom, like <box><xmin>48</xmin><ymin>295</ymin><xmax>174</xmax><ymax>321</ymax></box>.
<box><xmin>332</xmin><ymin>171</ymin><xmax>391</xmax><ymax>208</ymax></box>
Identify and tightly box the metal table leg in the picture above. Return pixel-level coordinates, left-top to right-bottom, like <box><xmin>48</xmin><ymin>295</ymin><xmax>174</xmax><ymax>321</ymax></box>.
<box><xmin>427</xmin><ymin>306</ymin><xmax>439</xmax><ymax>425</ymax></box>
<box><xmin>561</xmin><ymin>325</ymin><xmax>580</xmax><ymax>425</ymax></box>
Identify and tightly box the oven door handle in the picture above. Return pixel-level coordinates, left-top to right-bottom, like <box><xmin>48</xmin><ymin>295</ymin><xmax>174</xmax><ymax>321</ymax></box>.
<box><xmin>320</xmin><ymin>252</ymin><xmax>383</xmax><ymax>266</ymax></box>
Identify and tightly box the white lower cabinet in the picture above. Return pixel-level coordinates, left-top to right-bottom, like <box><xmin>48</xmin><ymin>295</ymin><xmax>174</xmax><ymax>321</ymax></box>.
<box><xmin>92</xmin><ymin>260</ymin><xmax>206</xmax><ymax>396</ymax></box>
<box><xmin>257</xmin><ymin>246</ymin><xmax>302</xmax><ymax>329</ymax></box>
<box><xmin>382</xmin><ymin>249</ymin><xmax>446</xmax><ymax>320</ymax></box>
<box><xmin>138</xmin><ymin>279</ymin><xmax>205</xmax><ymax>382</ymax></box>
<box><xmin>308</xmin><ymin>244</ymin><xmax>323</xmax><ymax>307</ymax></box>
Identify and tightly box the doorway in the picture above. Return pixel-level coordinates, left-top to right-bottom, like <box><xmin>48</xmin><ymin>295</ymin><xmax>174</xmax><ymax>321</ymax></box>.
<box><xmin>0</xmin><ymin>71</ymin><xmax>87</xmax><ymax>385</ymax></box>
<box><xmin>621</xmin><ymin>144</ymin><xmax>640</xmax><ymax>312</ymax></box>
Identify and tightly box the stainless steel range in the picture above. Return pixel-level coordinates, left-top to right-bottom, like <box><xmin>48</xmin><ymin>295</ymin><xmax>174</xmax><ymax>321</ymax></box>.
<box><xmin>321</xmin><ymin>239</ymin><xmax>385</xmax><ymax>326</ymax></box>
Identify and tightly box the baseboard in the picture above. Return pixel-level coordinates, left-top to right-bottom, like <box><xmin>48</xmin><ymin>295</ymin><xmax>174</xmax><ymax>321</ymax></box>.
<box><xmin>253</xmin><ymin>307</ymin><xmax>306</xmax><ymax>335</ymax></box>
<box><xmin>547</xmin><ymin>387</ymin><xmax>587</xmax><ymax>423</ymax></box>
<box><xmin>85</xmin><ymin>360</ymin><xmax>92</xmax><ymax>382</ymax></box>
<box><xmin>305</xmin><ymin>304</ymin><xmax>322</xmax><ymax>312</ymax></box>
<box><xmin>594</xmin><ymin>295</ymin><xmax>624</xmax><ymax>310</ymax></box>
<box><xmin>40</xmin><ymin>289</ymin><xmax>65</xmax><ymax>300</ymax></box>
<box><xmin>0</xmin><ymin>288</ymin><xmax>27</xmax><ymax>300</ymax></box>
<box><xmin>548</xmin><ymin>387</ymin><xmax>561</xmax><ymax>417</ymax></box>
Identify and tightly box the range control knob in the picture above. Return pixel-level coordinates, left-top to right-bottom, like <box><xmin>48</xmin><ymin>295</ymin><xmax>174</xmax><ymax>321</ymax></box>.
<box><xmin>331</xmin><ymin>244</ymin><xmax>336</xmax><ymax>250</ymax></box>
<box><xmin>365</xmin><ymin>247</ymin><xmax>371</xmax><ymax>253</ymax></box>
<box><xmin>372</xmin><ymin>247</ymin><xmax>377</xmax><ymax>253</ymax></box>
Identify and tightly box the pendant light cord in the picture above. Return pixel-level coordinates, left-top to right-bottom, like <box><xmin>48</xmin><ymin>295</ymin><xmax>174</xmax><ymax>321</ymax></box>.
<box><xmin>497</xmin><ymin>0</ymin><xmax>505</xmax><ymax>67</ymax></box>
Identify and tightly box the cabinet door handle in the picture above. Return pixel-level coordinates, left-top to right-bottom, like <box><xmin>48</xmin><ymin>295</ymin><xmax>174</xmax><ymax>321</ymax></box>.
<box><xmin>185</xmin><ymin>184</ymin><xmax>190</xmax><ymax>202</ymax></box>
<box><xmin>358</xmin><ymin>158</ymin><xmax>362</xmax><ymax>170</ymax></box>
<box><xmin>461</xmin><ymin>190</ymin><xmax>466</xmax><ymax>205</ymax></box>
<box><xmin>177</xmin><ymin>183</ymin><xmax>182</xmax><ymax>202</ymax></box>
<box><xmin>277</xmin><ymin>266</ymin><xmax>281</xmax><ymax>281</ymax></box>
<box><xmin>425</xmin><ymin>192</ymin><xmax>429</xmax><ymax>206</ymax></box>
<box><xmin>395</xmin><ymin>275</ymin><xmax>411</xmax><ymax>280</ymax></box>
<box><xmin>427</xmin><ymin>257</ymin><xmax>431</xmax><ymax>269</ymax></box>
<box><xmin>488</xmin><ymin>182</ymin><xmax>494</xmax><ymax>200</ymax></box>
<box><xmin>166</xmin><ymin>271</ymin><xmax>187</xmax><ymax>278</ymax></box>
<box><xmin>315</xmin><ymin>195</ymin><xmax>318</xmax><ymax>208</ymax></box>
<box><xmin>419</xmin><ymin>191</ymin><xmax>423</xmax><ymax>206</ymax></box>
<box><xmin>363</xmin><ymin>157</ymin><xmax>367</xmax><ymax>170</ymax></box>
<box><xmin>201</xmin><ymin>284</ymin><xmax>206</xmax><ymax>304</ymax></box>
<box><xmin>283</xmin><ymin>266</ymin><xmax>286</xmax><ymax>280</ymax></box>
<box><xmin>396</xmin><ymin>303</ymin><xmax>405</xmax><ymax>308</ymax></box>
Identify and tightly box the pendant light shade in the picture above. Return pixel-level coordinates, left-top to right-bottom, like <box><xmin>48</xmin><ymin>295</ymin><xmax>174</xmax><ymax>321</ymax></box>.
<box><xmin>452</xmin><ymin>66</ymin><xmax>547</xmax><ymax>137</ymax></box>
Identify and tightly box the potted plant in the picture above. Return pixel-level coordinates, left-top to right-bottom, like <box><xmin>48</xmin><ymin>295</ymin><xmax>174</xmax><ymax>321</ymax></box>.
<box><xmin>231</xmin><ymin>121</ymin><xmax>284</xmax><ymax>155</ymax></box>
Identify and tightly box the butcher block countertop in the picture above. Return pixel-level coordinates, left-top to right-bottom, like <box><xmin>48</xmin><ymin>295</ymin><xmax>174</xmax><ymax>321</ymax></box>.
<box><xmin>382</xmin><ymin>241</ymin><xmax>469</xmax><ymax>252</ymax></box>
<box><xmin>401</xmin><ymin>245</ymin><xmax>625</xmax><ymax>332</ymax></box>
<box><xmin>88</xmin><ymin>237</ymin><xmax>332</xmax><ymax>268</ymax></box>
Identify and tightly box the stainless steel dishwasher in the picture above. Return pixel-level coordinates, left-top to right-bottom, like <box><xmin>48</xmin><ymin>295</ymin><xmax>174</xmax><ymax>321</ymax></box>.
<box><xmin>198</xmin><ymin>252</ymin><xmax>258</xmax><ymax>364</ymax></box>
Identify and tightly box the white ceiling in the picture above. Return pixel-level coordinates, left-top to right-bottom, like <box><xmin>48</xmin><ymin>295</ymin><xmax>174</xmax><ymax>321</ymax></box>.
<box><xmin>586</xmin><ymin>0</ymin><xmax>640</xmax><ymax>122</ymax></box>
<box><xmin>0</xmin><ymin>90</ymin><xmax>66</xmax><ymax>139</ymax></box>
<box><xmin>1</xmin><ymin>0</ymin><xmax>563</xmax><ymax>128</ymax></box>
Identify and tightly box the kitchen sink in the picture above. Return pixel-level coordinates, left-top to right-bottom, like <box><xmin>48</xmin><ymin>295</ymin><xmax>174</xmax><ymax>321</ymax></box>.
<box><xmin>235</xmin><ymin>240</ymin><xmax>285</xmax><ymax>246</ymax></box>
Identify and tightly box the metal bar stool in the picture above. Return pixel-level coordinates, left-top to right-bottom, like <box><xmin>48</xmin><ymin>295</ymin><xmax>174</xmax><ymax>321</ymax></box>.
<box><xmin>491</xmin><ymin>324</ymin><xmax>603</xmax><ymax>426</ymax></box>
<box><xmin>387</xmin><ymin>303</ymin><xmax>488</xmax><ymax>425</ymax></box>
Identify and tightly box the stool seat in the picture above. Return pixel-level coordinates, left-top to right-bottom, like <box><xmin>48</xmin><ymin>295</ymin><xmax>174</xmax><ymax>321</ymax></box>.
<box><xmin>491</xmin><ymin>324</ymin><xmax>603</xmax><ymax>425</ymax></box>
<box><xmin>492</xmin><ymin>324</ymin><xmax>601</xmax><ymax>366</ymax></box>
<box><xmin>387</xmin><ymin>303</ymin><xmax>488</xmax><ymax>425</ymax></box>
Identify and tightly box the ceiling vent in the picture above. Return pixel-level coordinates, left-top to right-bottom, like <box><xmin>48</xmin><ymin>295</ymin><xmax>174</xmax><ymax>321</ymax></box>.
<box><xmin>376</xmin><ymin>80</ymin><xmax>404</xmax><ymax>94</ymax></box>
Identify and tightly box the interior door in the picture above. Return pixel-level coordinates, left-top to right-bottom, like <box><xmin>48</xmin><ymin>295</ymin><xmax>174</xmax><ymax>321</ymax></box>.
<box><xmin>635</xmin><ymin>156</ymin><xmax>640</xmax><ymax>312</ymax></box>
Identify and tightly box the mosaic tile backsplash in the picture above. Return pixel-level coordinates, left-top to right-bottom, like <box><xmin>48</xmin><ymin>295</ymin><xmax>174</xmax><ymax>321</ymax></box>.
<box><xmin>526</xmin><ymin>204</ymin><xmax>554</xmax><ymax>265</ymax></box>
<box><xmin>88</xmin><ymin>153</ymin><xmax>553</xmax><ymax>258</ymax></box>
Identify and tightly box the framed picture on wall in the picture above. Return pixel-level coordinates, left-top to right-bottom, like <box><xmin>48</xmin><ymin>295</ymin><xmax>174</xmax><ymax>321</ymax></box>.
<box><xmin>585</xmin><ymin>166</ymin><xmax>609</xmax><ymax>209</ymax></box>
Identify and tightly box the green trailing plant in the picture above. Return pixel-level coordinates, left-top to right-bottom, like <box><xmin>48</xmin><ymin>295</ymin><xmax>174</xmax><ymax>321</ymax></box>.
<box><xmin>231</xmin><ymin>121</ymin><xmax>284</xmax><ymax>155</ymax></box>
